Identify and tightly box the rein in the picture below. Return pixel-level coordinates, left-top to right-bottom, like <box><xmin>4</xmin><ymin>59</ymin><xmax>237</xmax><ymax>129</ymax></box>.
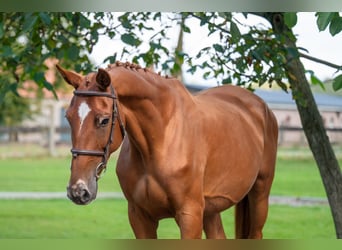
<box><xmin>71</xmin><ymin>85</ymin><xmax>125</xmax><ymax>180</ymax></box>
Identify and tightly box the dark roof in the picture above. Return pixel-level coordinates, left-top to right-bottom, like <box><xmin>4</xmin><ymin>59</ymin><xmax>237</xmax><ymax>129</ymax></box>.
<box><xmin>185</xmin><ymin>84</ymin><xmax>342</xmax><ymax>111</ymax></box>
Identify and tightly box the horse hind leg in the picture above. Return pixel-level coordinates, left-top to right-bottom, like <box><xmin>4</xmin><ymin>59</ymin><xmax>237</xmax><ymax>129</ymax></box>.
<box><xmin>235</xmin><ymin>163</ymin><xmax>276</xmax><ymax>239</ymax></box>
<box><xmin>203</xmin><ymin>213</ymin><xmax>226</xmax><ymax>239</ymax></box>
<box><xmin>245</xmin><ymin>108</ymin><xmax>277</xmax><ymax>239</ymax></box>
<box><xmin>245</xmin><ymin>176</ymin><xmax>273</xmax><ymax>239</ymax></box>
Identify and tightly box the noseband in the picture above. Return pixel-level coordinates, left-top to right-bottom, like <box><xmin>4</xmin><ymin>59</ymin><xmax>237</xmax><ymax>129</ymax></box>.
<box><xmin>70</xmin><ymin>85</ymin><xmax>125</xmax><ymax>180</ymax></box>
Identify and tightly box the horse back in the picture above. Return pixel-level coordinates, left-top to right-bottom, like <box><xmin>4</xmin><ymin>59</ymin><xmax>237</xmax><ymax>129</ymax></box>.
<box><xmin>195</xmin><ymin>85</ymin><xmax>266</xmax><ymax>114</ymax></box>
<box><xmin>194</xmin><ymin>85</ymin><xmax>269</xmax><ymax>138</ymax></box>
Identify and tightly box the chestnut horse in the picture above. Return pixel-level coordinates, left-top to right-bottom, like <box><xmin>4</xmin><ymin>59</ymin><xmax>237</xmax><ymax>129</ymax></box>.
<box><xmin>56</xmin><ymin>62</ymin><xmax>278</xmax><ymax>239</ymax></box>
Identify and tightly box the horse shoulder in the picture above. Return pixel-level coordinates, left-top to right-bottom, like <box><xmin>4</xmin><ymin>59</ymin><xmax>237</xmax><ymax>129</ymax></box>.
<box><xmin>116</xmin><ymin>138</ymin><xmax>142</xmax><ymax>197</ymax></box>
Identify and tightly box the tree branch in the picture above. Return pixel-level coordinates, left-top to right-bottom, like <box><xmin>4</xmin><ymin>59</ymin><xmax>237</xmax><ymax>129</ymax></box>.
<box><xmin>299</xmin><ymin>52</ymin><xmax>342</xmax><ymax>71</ymax></box>
<box><xmin>187</xmin><ymin>13</ymin><xmax>230</xmax><ymax>35</ymax></box>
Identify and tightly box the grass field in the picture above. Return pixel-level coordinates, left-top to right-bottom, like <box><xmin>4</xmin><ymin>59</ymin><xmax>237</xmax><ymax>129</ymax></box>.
<box><xmin>0</xmin><ymin>157</ymin><xmax>121</xmax><ymax>192</ymax></box>
<box><xmin>0</xmin><ymin>149</ymin><xmax>340</xmax><ymax>238</ymax></box>
<box><xmin>0</xmin><ymin>199</ymin><xmax>335</xmax><ymax>239</ymax></box>
<box><xmin>0</xmin><ymin>154</ymin><xmax>335</xmax><ymax>197</ymax></box>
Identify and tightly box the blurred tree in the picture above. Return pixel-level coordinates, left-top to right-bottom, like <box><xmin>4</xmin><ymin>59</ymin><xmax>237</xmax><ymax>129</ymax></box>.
<box><xmin>0</xmin><ymin>12</ymin><xmax>116</xmax><ymax>133</ymax></box>
<box><xmin>0</xmin><ymin>12</ymin><xmax>114</xmax><ymax>100</ymax></box>
<box><xmin>0</xmin><ymin>88</ymin><xmax>31</xmax><ymax>141</ymax></box>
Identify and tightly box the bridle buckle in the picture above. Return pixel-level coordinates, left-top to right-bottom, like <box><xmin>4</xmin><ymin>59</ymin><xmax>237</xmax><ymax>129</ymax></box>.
<box><xmin>95</xmin><ymin>162</ymin><xmax>107</xmax><ymax>180</ymax></box>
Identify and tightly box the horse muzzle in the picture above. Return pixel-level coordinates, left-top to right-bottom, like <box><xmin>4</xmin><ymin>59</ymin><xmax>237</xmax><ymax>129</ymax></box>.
<box><xmin>67</xmin><ymin>180</ymin><xmax>96</xmax><ymax>205</ymax></box>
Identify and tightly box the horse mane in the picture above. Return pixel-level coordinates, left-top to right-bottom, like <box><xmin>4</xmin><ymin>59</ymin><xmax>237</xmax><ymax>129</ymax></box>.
<box><xmin>104</xmin><ymin>61</ymin><xmax>191</xmax><ymax>100</ymax></box>
<box><xmin>106</xmin><ymin>61</ymin><xmax>173</xmax><ymax>80</ymax></box>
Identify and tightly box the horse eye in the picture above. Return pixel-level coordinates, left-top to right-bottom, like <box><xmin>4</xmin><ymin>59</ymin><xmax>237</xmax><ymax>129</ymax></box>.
<box><xmin>98</xmin><ymin>117</ymin><xmax>110</xmax><ymax>127</ymax></box>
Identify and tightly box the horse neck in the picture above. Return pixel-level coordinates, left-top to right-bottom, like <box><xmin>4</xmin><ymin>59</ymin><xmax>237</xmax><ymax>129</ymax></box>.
<box><xmin>111</xmin><ymin>67</ymin><xmax>194</xmax><ymax>157</ymax></box>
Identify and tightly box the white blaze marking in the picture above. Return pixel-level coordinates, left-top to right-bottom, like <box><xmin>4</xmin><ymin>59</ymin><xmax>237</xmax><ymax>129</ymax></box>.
<box><xmin>78</xmin><ymin>101</ymin><xmax>91</xmax><ymax>130</ymax></box>
<box><xmin>76</xmin><ymin>179</ymin><xmax>86</xmax><ymax>186</ymax></box>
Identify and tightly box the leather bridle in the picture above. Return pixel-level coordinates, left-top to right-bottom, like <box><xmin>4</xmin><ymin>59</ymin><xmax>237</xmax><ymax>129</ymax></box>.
<box><xmin>70</xmin><ymin>85</ymin><xmax>125</xmax><ymax>180</ymax></box>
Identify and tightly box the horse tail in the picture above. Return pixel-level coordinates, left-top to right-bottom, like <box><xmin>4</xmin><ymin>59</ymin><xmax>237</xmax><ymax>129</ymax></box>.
<box><xmin>235</xmin><ymin>195</ymin><xmax>250</xmax><ymax>239</ymax></box>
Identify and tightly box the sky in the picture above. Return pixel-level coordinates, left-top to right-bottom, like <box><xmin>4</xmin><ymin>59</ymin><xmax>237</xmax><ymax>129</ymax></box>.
<box><xmin>90</xmin><ymin>12</ymin><xmax>342</xmax><ymax>86</ymax></box>
<box><xmin>292</xmin><ymin>13</ymin><xmax>342</xmax><ymax>81</ymax></box>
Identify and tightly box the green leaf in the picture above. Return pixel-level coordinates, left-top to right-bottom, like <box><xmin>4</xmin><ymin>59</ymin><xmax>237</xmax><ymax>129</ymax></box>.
<box><xmin>162</xmin><ymin>62</ymin><xmax>170</xmax><ymax>71</ymax></box>
<box><xmin>119</xmin><ymin>13</ymin><xmax>133</xmax><ymax>29</ymax></box>
<box><xmin>104</xmin><ymin>53</ymin><xmax>117</xmax><ymax>64</ymax></box>
<box><xmin>46</xmin><ymin>38</ymin><xmax>56</xmax><ymax>50</ymax></box>
<box><xmin>171</xmin><ymin>63</ymin><xmax>181</xmax><ymax>74</ymax></box>
<box><xmin>199</xmin><ymin>15</ymin><xmax>208</xmax><ymax>26</ymax></box>
<box><xmin>218</xmin><ymin>12</ymin><xmax>232</xmax><ymax>20</ymax></box>
<box><xmin>68</xmin><ymin>45</ymin><xmax>79</xmax><ymax>61</ymax></box>
<box><xmin>230</xmin><ymin>22</ymin><xmax>241</xmax><ymax>42</ymax></box>
<box><xmin>0</xmin><ymin>82</ymin><xmax>19</xmax><ymax>105</ymax></box>
<box><xmin>332</xmin><ymin>74</ymin><xmax>342</xmax><ymax>91</ymax></box>
<box><xmin>329</xmin><ymin>15</ymin><xmax>342</xmax><ymax>36</ymax></box>
<box><xmin>254</xmin><ymin>62</ymin><xmax>263</xmax><ymax>74</ymax></box>
<box><xmin>108</xmin><ymin>31</ymin><xmax>116</xmax><ymax>39</ymax></box>
<box><xmin>33</xmin><ymin>72</ymin><xmax>45</xmax><ymax>86</ymax></box>
<box><xmin>315</xmin><ymin>12</ymin><xmax>334</xmax><ymax>31</ymax></box>
<box><xmin>33</xmin><ymin>72</ymin><xmax>58</xmax><ymax>99</ymax></box>
<box><xmin>2</xmin><ymin>45</ymin><xmax>13</xmax><ymax>57</ymax></box>
<box><xmin>153</xmin><ymin>12</ymin><xmax>161</xmax><ymax>20</ymax></box>
<box><xmin>175</xmin><ymin>51</ymin><xmax>185</xmax><ymax>64</ymax></box>
<box><xmin>79</xmin><ymin>14</ymin><xmax>91</xmax><ymax>28</ymax></box>
<box><xmin>22</xmin><ymin>14</ymin><xmax>38</xmax><ymax>33</ymax></box>
<box><xmin>284</xmin><ymin>12</ymin><xmax>297</xmax><ymax>28</ymax></box>
<box><xmin>276</xmin><ymin>80</ymin><xmax>289</xmax><ymax>93</ymax></box>
<box><xmin>181</xmin><ymin>23</ymin><xmax>191</xmax><ymax>33</ymax></box>
<box><xmin>121</xmin><ymin>33</ymin><xmax>142</xmax><ymax>46</ymax></box>
<box><xmin>251</xmin><ymin>50</ymin><xmax>262</xmax><ymax>61</ymax></box>
<box><xmin>222</xmin><ymin>76</ymin><xmax>232</xmax><ymax>85</ymax></box>
<box><xmin>90</xmin><ymin>29</ymin><xmax>99</xmax><ymax>44</ymax></box>
<box><xmin>213</xmin><ymin>43</ymin><xmax>224</xmax><ymax>53</ymax></box>
<box><xmin>0</xmin><ymin>21</ymin><xmax>4</xmax><ymax>39</ymax></box>
<box><xmin>39</xmin><ymin>12</ymin><xmax>51</xmax><ymax>25</ymax></box>
<box><xmin>310</xmin><ymin>73</ymin><xmax>325</xmax><ymax>90</ymax></box>
<box><xmin>203</xmin><ymin>71</ymin><xmax>211</xmax><ymax>79</ymax></box>
<box><xmin>150</xmin><ymin>42</ymin><xmax>162</xmax><ymax>50</ymax></box>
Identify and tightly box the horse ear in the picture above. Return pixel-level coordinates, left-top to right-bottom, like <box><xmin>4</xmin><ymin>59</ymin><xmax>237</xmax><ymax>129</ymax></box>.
<box><xmin>96</xmin><ymin>68</ymin><xmax>111</xmax><ymax>91</ymax></box>
<box><xmin>56</xmin><ymin>64</ymin><xmax>82</xmax><ymax>89</ymax></box>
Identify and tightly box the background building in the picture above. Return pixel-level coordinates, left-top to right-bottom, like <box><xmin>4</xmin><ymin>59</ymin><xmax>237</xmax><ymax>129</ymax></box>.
<box><xmin>186</xmin><ymin>84</ymin><xmax>342</xmax><ymax>145</ymax></box>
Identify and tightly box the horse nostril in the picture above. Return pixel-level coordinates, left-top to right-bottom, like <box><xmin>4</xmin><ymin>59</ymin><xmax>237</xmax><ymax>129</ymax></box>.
<box><xmin>67</xmin><ymin>181</ymin><xmax>92</xmax><ymax>205</ymax></box>
<box><xmin>80</xmin><ymin>188</ymin><xmax>91</xmax><ymax>203</ymax></box>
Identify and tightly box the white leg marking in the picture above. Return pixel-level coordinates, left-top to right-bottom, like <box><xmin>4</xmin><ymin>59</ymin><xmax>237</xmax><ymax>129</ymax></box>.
<box><xmin>78</xmin><ymin>101</ymin><xmax>91</xmax><ymax>130</ymax></box>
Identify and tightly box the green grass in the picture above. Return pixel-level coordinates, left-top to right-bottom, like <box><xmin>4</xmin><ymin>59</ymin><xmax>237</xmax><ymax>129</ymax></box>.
<box><xmin>0</xmin><ymin>199</ymin><xmax>133</xmax><ymax>239</ymax></box>
<box><xmin>0</xmin><ymin>199</ymin><xmax>335</xmax><ymax>239</ymax></box>
<box><xmin>272</xmin><ymin>158</ymin><xmax>327</xmax><ymax>197</ymax></box>
<box><xmin>0</xmin><ymin>157</ymin><xmax>122</xmax><ymax>192</ymax></box>
<box><xmin>0</xmin><ymin>155</ymin><xmax>335</xmax><ymax>197</ymax></box>
<box><xmin>265</xmin><ymin>205</ymin><xmax>334</xmax><ymax>239</ymax></box>
<box><xmin>0</xmin><ymin>153</ymin><xmax>339</xmax><ymax>238</ymax></box>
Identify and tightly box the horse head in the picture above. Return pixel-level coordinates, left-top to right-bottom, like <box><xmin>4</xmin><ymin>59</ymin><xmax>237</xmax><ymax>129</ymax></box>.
<box><xmin>56</xmin><ymin>65</ymin><xmax>125</xmax><ymax>205</ymax></box>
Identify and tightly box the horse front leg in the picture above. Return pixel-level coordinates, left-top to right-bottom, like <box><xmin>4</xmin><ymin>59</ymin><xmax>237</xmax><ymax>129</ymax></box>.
<box><xmin>203</xmin><ymin>212</ymin><xmax>226</xmax><ymax>239</ymax></box>
<box><xmin>128</xmin><ymin>202</ymin><xmax>158</xmax><ymax>239</ymax></box>
<box><xmin>174</xmin><ymin>200</ymin><xmax>204</xmax><ymax>239</ymax></box>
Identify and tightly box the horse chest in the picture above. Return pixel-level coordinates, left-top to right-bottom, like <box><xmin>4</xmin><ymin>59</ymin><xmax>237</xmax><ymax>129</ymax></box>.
<box><xmin>131</xmin><ymin>175</ymin><xmax>172</xmax><ymax>217</ymax></box>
